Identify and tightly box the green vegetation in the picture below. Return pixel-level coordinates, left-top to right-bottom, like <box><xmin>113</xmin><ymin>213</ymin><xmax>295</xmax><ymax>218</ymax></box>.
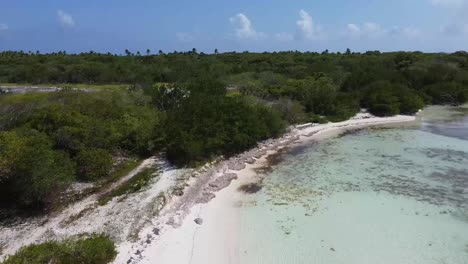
<box><xmin>0</xmin><ymin>90</ymin><xmax>161</xmax><ymax>210</ymax></box>
<box><xmin>0</xmin><ymin>234</ymin><xmax>116</xmax><ymax>264</ymax></box>
<box><xmin>162</xmin><ymin>79</ymin><xmax>285</xmax><ymax>165</ymax></box>
<box><xmin>107</xmin><ymin>159</ymin><xmax>142</xmax><ymax>183</ymax></box>
<box><xmin>0</xmin><ymin>83</ymin><xmax>130</xmax><ymax>90</ymax></box>
<box><xmin>1</xmin><ymin>50</ymin><xmax>467</xmax><ymax>120</ymax></box>
<box><xmin>99</xmin><ymin>167</ymin><xmax>158</xmax><ymax>205</ymax></box>
<box><xmin>1</xmin><ymin>50</ymin><xmax>467</xmax><ymax>215</ymax></box>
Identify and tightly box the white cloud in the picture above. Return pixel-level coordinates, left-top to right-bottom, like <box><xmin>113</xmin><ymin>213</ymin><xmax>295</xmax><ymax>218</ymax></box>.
<box><xmin>229</xmin><ymin>13</ymin><xmax>265</xmax><ymax>40</ymax></box>
<box><xmin>275</xmin><ymin>32</ymin><xmax>294</xmax><ymax>42</ymax></box>
<box><xmin>347</xmin><ymin>24</ymin><xmax>360</xmax><ymax>34</ymax></box>
<box><xmin>176</xmin><ymin>32</ymin><xmax>193</xmax><ymax>42</ymax></box>
<box><xmin>432</xmin><ymin>0</ymin><xmax>468</xmax><ymax>37</ymax></box>
<box><xmin>57</xmin><ymin>10</ymin><xmax>75</xmax><ymax>28</ymax></box>
<box><xmin>388</xmin><ymin>26</ymin><xmax>422</xmax><ymax>39</ymax></box>
<box><xmin>431</xmin><ymin>0</ymin><xmax>465</xmax><ymax>8</ymax></box>
<box><xmin>346</xmin><ymin>22</ymin><xmax>385</xmax><ymax>38</ymax></box>
<box><xmin>0</xmin><ymin>23</ymin><xmax>8</xmax><ymax>32</ymax></box>
<box><xmin>346</xmin><ymin>23</ymin><xmax>422</xmax><ymax>39</ymax></box>
<box><xmin>296</xmin><ymin>9</ymin><xmax>323</xmax><ymax>40</ymax></box>
<box><xmin>440</xmin><ymin>23</ymin><xmax>468</xmax><ymax>35</ymax></box>
<box><xmin>363</xmin><ymin>23</ymin><xmax>381</xmax><ymax>33</ymax></box>
<box><xmin>401</xmin><ymin>27</ymin><xmax>422</xmax><ymax>38</ymax></box>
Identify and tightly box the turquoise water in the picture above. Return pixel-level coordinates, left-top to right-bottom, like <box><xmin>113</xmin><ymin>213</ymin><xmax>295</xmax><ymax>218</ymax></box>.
<box><xmin>238</xmin><ymin>106</ymin><xmax>468</xmax><ymax>264</ymax></box>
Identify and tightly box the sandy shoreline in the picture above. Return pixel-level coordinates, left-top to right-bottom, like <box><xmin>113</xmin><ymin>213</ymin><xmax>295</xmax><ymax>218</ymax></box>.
<box><xmin>116</xmin><ymin>113</ymin><xmax>418</xmax><ymax>264</ymax></box>
<box><xmin>0</xmin><ymin>113</ymin><xmax>417</xmax><ymax>263</ymax></box>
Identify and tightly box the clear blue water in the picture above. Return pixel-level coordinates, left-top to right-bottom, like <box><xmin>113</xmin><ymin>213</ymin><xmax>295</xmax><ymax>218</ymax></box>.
<box><xmin>238</xmin><ymin>106</ymin><xmax>468</xmax><ymax>264</ymax></box>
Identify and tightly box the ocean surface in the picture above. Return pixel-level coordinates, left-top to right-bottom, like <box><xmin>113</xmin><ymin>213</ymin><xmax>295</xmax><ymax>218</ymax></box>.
<box><xmin>238</xmin><ymin>105</ymin><xmax>468</xmax><ymax>264</ymax></box>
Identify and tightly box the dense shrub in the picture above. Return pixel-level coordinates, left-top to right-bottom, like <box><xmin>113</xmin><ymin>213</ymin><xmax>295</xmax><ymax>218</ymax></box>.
<box><xmin>0</xmin><ymin>130</ymin><xmax>74</xmax><ymax>208</ymax></box>
<box><xmin>1</xmin><ymin>234</ymin><xmax>116</xmax><ymax>264</ymax></box>
<box><xmin>369</xmin><ymin>103</ymin><xmax>400</xmax><ymax>116</ymax></box>
<box><xmin>0</xmin><ymin>91</ymin><xmax>161</xmax><ymax>209</ymax></box>
<box><xmin>273</xmin><ymin>98</ymin><xmax>308</xmax><ymax>124</ymax></box>
<box><xmin>424</xmin><ymin>82</ymin><xmax>468</xmax><ymax>105</ymax></box>
<box><xmin>399</xmin><ymin>93</ymin><xmax>425</xmax><ymax>114</ymax></box>
<box><xmin>363</xmin><ymin>81</ymin><xmax>425</xmax><ymax>116</ymax></box>
<box><xmin>75</xmin><ymin>148</ymin><xmax>113</xmax><ymax>181</ymax></box>
<box><xmin>164</xmin><ymin>79</ymin><xmax>285</xmax><ymax>165</ymax></box>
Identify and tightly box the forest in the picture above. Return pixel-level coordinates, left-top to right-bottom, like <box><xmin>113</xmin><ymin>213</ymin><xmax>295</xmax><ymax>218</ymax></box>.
<box><xmin>0</xmin><ymin>50</ymin><xmax>467</xmax><ymax>213</ymax></box>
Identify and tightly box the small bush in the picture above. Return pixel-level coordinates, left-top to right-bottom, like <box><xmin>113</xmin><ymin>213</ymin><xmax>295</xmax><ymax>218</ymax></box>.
<box><xmin>399</xmin><ymin>93</ymin><xmax>424</xmax><ymax>114</ymax></box>
<box><xmin>75</xmin><ymin>148</ymin><xmax>113</xmax><ymax>181</ymax></box>
<box><xmin>0</xmin><ymin>130</ymin><xmax>75</xmax><ymax>208</ymax></box>
<box><xmin>99</xmin><ymin>167</ymin><xmax>158</xmax><ymax>205</ymax></box>
<box><xmin>273</xmin><ymin>98</ymin><xmax>308</xmax><ymax>124</ymax></box>
<box><xmin>369</xmin><ymin>103</ymin><xmax>400</xmax><ymax>117</ymax></box>
<box><xmin>309</xmin><ymin>114</ymin><xmax>328</xmax><ymax>124</ymax></box>
<box><xmin>1</xmin><ymin>234</ymin><xmax>116</xmax><ymax>264</ymax></box>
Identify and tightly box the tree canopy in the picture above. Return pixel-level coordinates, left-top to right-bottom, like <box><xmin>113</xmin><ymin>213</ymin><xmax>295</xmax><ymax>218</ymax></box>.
<box><xmin>1</xmin><ymin>49</ymin><xmax>467</xmax><ymax>212</ymax></box>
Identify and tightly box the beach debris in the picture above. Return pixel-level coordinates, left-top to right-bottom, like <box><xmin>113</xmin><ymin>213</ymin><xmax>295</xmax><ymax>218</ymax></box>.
<box><xmin>166</xmin><ymin>217</ymin><xmax>175</xmax><ymax>226</ymax></box>
<box><xmin>227</xmin><ymin>161</ymin><xmax>246</xmax><ymax>171</ymax></box>
<box><xmin>195</xmin><ymin>173</ymin><xmax>238</xmax><ymax>204</ymax></box>
<box><xmin>330</xmin><ymin>247</ymin><xmax>335</xmax><ymax>252</ymax></box>
<box><xmin>245</xmin><ymin>157</ymin><xmax>256</xmax><ymax>164</ymax></box>
<box><xmin>194</xmin><ymin>218</ymin><xmax>203</xmax><ymax>225</ymax></box>
<box><xmin>238</xmin><ymin>182</ymin><xmax>263</xmax><ymax>194</ymax></box>
<box><xmin>197</xmin><ymin>192</ymin><xmax>216</xmax><ymax>204</ymax></box>
<box><xmin>208</xmin><ymin>173</ymin><xmax>238</xmax><ymax>190</ymax></box>
<box><xmin>172</xmin><ymin>187</ymin><xmax>184</xmax><ymax>196</ymax></box>
<box><xmin>152</xmin><ymin>227</ymin><xmax>160</xmax><ymax>235</ymax></box>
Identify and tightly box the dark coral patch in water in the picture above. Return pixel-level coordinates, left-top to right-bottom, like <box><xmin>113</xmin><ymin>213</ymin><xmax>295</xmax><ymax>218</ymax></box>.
<box><xmin>422</xmin><ymin>148</ymin><xmax>468</xmax><ymax>163</ymax></box>
<box><xmin>238</xmin><ymin>183</ymin><xmax>263</xmax><ymax>194</ymax></box>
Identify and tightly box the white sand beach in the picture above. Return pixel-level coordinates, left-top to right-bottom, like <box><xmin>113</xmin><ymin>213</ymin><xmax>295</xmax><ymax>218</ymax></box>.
<box><xmin>0</xmin><ymin>112</ymin><xmax>418</xmax><ymax>264</ymax></box>
<box><xmin>116</xmin><ymin>113</ymin><xmax>418</xmax><ymax>264</ymax></box>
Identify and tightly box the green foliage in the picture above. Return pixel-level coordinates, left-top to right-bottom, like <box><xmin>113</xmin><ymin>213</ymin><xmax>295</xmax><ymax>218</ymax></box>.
<box><xmin>309</xmin><ymin>114</ymin><xmax>329</xmax><ymax>124</ymax></box>
<box><xmin>164</xmin><ymin>79</ymin><xmax>285</xmax><ymax>165</ymax></box>
<box><xmin>273</xmin><ymin>98</ymin><xmax>308</xmax><ymax>124</ymax></box>
<box><xmin>0</xmin><ymin>83</ymin><xmax>129</xmax><ymax>90</ymax></box>
<box><xmin>1</xmin><ymin>234</ymin><xmax>116</xmax><ymax>264</ymax></box>
<box><xmin>363</xmin><ymin>81</ymin><xmax>425</xmax><ymax>116</ymax></box>
<box><xmin>399</xmin><ymin>92</ymin><xmax>425</xmax><ymax>114</ymax></box>
<box><xmin>0</xmin><ymin>90</ymin><xmax>161</xmax><ymax>210</ymax></box>
<box><xmin>424</xmin><ymin>82</ymin><xmax>468</xmax><ymax>105</ymax></box>
<box><xmin>1</xmin><ymin>50</ymin><xmax>468</xmax><ymax>213</ymax></box>
<box><xmin>75</xmin><ymin>148</ymin><xmax>113</xmax><ymax>181</ymax></box>
<box><xmin>144</xmin><ymin>83</ymin><xmax>188</xmax><ymax>112</ymax></box>
<box><xmin>107</xmin><ymin>159</ymin><xmax>141</xmax><ymax>182</ymax></box>
<box><xmin>0</xmin><ymin>130</ymin><xmax>74</xmax><ymax>208</ymax></box>
<box><xmin>0</xmin><ymin>90</ymin><xmax>161</xmax><ymax>156</ymax></box>
<box><xmin>364</xmin><ymin>81</ymin><xmax>402</xmax><ymax>116</ymax></box>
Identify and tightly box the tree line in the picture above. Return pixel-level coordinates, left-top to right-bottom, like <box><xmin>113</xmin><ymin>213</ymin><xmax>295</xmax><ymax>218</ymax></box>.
<box><xmin>0</xmin><ymin>50</ymin><xmax>467</xmax><ymax>213</ymax></box>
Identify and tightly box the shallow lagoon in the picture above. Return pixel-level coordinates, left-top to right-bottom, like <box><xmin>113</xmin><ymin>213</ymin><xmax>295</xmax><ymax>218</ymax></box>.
<box><xmin>238</xmin><ymin>106</ymin><xmax>468</xmax><ymax>264</ymax></box>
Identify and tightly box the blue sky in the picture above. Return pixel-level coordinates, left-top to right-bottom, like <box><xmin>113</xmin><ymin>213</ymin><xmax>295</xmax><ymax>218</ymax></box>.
<box><xmin>0</xmin><ymin>0</ymin><xmax>467</xmax><ymax>53</ymax></box>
